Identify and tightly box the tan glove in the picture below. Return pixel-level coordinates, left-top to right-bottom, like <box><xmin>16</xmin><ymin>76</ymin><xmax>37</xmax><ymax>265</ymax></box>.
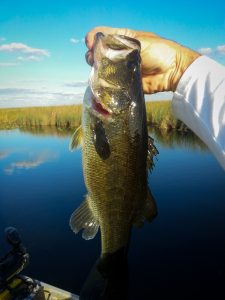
<box><xmin>85</xmin><ymin>26</ymin><xmax>200</xmax><ymax>94</ymax></box>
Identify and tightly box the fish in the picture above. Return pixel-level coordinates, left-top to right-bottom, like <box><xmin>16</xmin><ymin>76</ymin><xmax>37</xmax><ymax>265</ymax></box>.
<box><xmin>69</xmin><ymin>32</ymin><xmax>158</xmax><ymax>256</ymax></box>
<box><xmin>70</xmin><ymin>32</ymin><xmax>158</xmax><ymax>299</ymax></box>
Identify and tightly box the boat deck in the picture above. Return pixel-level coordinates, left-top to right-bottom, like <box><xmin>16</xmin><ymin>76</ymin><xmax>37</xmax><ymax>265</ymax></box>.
<box><xmin>42</xmin><ymin>282</ymin><xmax>79</xmax><ymax>300</ymax></box>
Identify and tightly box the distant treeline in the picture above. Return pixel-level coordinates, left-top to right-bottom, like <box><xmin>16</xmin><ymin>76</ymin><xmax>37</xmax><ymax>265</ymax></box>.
<box><xmin>0</xmin><ymin>101</ymin><xmax>188</xmax><ymax>131</ymax></box>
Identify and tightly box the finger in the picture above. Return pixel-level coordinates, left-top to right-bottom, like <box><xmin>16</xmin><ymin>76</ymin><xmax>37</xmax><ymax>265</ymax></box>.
<box><xmin>142</xmin><ymin>74</ymin><xmax>166</xmax><ymax>94</ymax></box>
<box><xmin>85</xmin><ymin>26</ymin><xmax>137</xmax><ymax>50</ymax></box>
<box><xmin>85</xmin><ymin>50</ymin><xmax>94</xmax><ymax>66</ymax></box>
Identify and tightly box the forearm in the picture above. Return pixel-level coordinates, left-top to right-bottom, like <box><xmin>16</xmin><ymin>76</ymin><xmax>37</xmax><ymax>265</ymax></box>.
<box><xmin>172</xmin><ymin>56</ymin><xmax>225</xmax><ymax>170</ymax></box>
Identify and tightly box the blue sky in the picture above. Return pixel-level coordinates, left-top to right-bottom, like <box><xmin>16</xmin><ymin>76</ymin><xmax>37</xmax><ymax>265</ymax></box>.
<box><xmin>0</xmin><ymin>0</ymin><xmax>225</xmax><ymax>107</ymax></box>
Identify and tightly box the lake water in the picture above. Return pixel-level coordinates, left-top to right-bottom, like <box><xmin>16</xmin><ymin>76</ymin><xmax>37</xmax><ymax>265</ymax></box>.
<box><xmin>0</xmin><ymin>128</ymin><xmax>225</xmax><ymax>299</ymax></box>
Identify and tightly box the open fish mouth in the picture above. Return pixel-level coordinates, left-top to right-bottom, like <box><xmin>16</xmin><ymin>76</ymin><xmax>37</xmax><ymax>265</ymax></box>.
<box><xmin>92</xmin><ymin>96</ymin><xmax>111</xmax><ymax>116</ymax></box>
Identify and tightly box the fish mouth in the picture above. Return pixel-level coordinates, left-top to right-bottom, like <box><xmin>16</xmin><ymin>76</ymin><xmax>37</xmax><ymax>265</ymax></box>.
<box><xmin>92</xmin><ymin>96</ymin><xmax>111</xmax><ymax>117</ymax></box>
<box><xmin>94</xmin><ymin>32</ymin><xmax>140</xmax><ymax>63</ymax></box>
<box><xmin>95</xmin><ymin>32</ymin><xmax>141</xmax><ymax>51</ymax></box>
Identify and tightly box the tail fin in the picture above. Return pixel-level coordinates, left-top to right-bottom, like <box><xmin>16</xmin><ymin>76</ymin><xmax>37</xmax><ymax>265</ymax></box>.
<box><xmin>80</xmin><ymin>247</ymin><xmax>128</xmax><ymax>300</ymax></box>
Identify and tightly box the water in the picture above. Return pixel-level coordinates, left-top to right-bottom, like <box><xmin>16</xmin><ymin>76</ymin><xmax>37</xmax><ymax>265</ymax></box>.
<box><xmin>0</xmin><ymin>128</ymin><xmax>225</xmax><ymax>299</ymax></box>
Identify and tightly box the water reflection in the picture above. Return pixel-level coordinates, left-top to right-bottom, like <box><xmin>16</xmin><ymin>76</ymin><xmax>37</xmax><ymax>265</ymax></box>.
<box><xmin>19</xmin><ymin>126</ymin><xmax>73</xmax><ymax>137</ymax></box>
<box><xmin>4</xmin><ymin>151</ymin><xmax>58</xmax><ymax>175</ymax></box>
<box><xmin>0</xmin><ymin>150</ymin><xmax>11</xmax><ymax>160</ymax></box>
<box><xmin>18</xmin><ymin>125</ymin><xmax>208</xmax><ymax>152</ymax></box>
<box><xmin>149</xmin><ymin>127</ymin><xmax>208</xmax><ymax>151</ymax></box>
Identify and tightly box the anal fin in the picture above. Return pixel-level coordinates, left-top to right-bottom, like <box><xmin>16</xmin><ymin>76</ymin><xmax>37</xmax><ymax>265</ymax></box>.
<box><xmin>133</xmin><ymin>188</ymin><xmax>157</xmax><ymax>228</ymax></box>
<box><xmin>69</xmin><ymin>196</ymin><xmax>99</xmax><ymax>240</ymax></box>
<box><xmin>144</xmin><ymin>188</ymin><xmax>158</xmax><ymax>222</ymax></box>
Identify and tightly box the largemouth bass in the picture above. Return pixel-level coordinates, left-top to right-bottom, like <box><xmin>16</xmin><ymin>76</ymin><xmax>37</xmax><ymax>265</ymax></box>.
<box><xmin>70</xmin><ymin>32</ymin><xmax>158</xmax><ymax>256</ymax></box>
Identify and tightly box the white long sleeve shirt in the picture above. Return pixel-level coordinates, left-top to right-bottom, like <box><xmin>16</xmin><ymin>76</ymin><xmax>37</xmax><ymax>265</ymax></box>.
<box><xmin>172</xmin><ymin>56</ymin><xmax>225</xmax><ymax>171</ymax></box>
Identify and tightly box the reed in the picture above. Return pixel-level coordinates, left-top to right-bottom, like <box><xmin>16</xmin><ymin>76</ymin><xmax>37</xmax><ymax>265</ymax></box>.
<box><xmin>0</xmin><ymin>101</ymin><xmax>187</xmax><ymax>131</ymax></box>
<box><xmin>0</xmin><ymin>105</ymin><xmax>82</xmax><ymax>129</ymax></box>
<box><xmin>145</xmin><ymin>101</ymin><xmax>188</xmax><ymax>131</ymax></box>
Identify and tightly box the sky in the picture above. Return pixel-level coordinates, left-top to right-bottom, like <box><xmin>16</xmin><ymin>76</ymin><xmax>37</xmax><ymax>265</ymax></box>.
<box><xmin>0</xmin><ymin>0</ymin><xmax>225</xmax><ymax>108</ymax></box>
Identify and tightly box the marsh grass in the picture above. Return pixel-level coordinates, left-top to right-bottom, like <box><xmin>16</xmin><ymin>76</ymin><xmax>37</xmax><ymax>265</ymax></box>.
<box><xmin>0</xmin><ymin>101</ymin><xmax>187</xmax><ymax>131</ymax></box>
<box><xmin>145</xmin><ymin>101</ymin><xmax>188</xmax><ymax>131</ymax></box>
<box><xmin>0</xmin><ymin>101</ymin><xmax>207</xmax><ymax>149</ymax></box>
<box><xmin>0</xmin><ymin>105</ymin><xmax>82</xmax><ymax>129</ymax></box>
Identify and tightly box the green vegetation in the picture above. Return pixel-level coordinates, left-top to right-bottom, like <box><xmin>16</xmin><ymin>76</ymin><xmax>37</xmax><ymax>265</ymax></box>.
<box><xmin>145</xmin><ymin>101</ymin><xmax>188</xmax><ymax>131</ymax></box>
<box><xmin>0</xmin><ymin>102</ymin><xmax>207</xmax><ymax>150</ymax></box>
<box><xmin>0</xmin><ymin>105</ymin><xmax>81</xmax><ymax>130</ymax></box>
<box><xmin>0</xmin><ymin>101</ymin><xmax>187</xmax><ymax>131</ymax></box>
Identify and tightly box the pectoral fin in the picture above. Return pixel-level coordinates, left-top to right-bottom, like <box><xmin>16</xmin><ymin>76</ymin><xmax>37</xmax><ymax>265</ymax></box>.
<box><xmin>69</xmin><ymin>125</ymin><xmax>83</xmax><ymax>151</ymax></box>
<box><xmin>133</xmin><ymin>188</ymin><xmax>157</xmax><ymax>228</ymax></box>
<box><xmin>69</xmin><ymin>196</ymin><xmax>99</xmax><ymax>240</ymax></box>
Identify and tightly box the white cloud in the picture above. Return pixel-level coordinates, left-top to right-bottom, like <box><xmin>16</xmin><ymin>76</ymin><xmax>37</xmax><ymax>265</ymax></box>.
<box><xmin>197</xmin><ymin>47</ymin><xmax>212</xmax><ymax>55</ymax></box>
<box><xmin>197</xmin><ymin>45</ymin><xmax>225</xmax><ymax>57</ymax></box>
<box><xmin>216</xmin><ymin>45</ymin><xmax>225</xmax><ymax>55</ymax></box>
<box><xmin>0</xmin><ymin>42</ymin><xmax>50</xmax><ymax>57</ymax></box>
<box><xmin>70</xmin><ymin>38</ymin><xmax>79</xmax><ymax>44</ymax></box>
<box><xmin>17</xmin><ymin>55</ymin><xmax>42</xmax><ymax>62</ymax></box>
<box><xmin>0</xmin><ymin>87</ymin><xmax>84</xmax><ymax>108</ymax></box>
<box><xmin>0</xmin><ymin>88</ymin><xmax>35</xmax><ymax>94</ymax></box>
<box><xmin>64</xmin><ymin>81</ymin><xmax>88</xmax><ymax>87</ymax></box>
<box><xmin>0</xmin><ymin>62</ymin><xmax>19</xmax><ymax>67</ymax></box>
<box><xmin>70</xmin><ymin>37</ymin><xmax>85</xmax><ymax>44</ymax></box>
<box><xmin>0</xmin><ymin>85</ymin><xmax>174</xmax><ymax>108</ymax></box>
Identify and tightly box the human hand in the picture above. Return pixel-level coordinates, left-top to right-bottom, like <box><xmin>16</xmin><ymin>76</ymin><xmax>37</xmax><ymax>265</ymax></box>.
<box><xmin>85</xmin><ymin>26</ymin><xmax>200</xmax><ymax>94</ymax></box>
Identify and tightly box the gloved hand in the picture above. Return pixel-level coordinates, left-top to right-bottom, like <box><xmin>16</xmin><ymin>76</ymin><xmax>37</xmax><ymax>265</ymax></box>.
<box><xmin>85</xmin><ymin>26</ymin><xmax>200</xmax><ymax>94</ymax></box>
